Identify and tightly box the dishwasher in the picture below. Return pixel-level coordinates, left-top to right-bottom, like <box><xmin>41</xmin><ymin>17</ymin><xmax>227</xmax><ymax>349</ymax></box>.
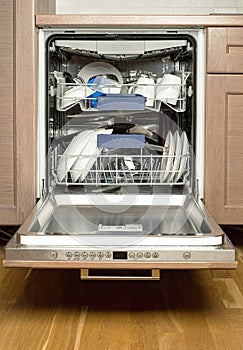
<box><xmin>3</xmin><ymin>26</ymin><xmax>237</xmax><ymax>280</ymax></box>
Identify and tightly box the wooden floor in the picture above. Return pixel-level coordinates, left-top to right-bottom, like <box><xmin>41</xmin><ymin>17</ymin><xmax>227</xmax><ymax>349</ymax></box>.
<box><xmin>0</xmin><ymin>228</ymin><xmax>243</xmax><ymax>350</ymax></box>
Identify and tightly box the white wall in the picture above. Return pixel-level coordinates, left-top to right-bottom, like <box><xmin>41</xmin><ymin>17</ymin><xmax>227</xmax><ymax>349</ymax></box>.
<box><xmin>56</xmin><ymin>0</ymin><xmax>243</xmax><ymax>15</ymax></box>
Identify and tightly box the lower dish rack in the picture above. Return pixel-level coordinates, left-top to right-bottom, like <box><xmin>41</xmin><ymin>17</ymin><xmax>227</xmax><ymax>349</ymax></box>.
<box><xmin>52</xmin><ymin>149</ymin><xmax>190</xmax><ymax>186</ymax></box>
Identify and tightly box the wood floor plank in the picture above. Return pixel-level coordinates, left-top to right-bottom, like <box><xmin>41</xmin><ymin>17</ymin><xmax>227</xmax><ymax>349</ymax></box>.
<box><xmin>214</xmin><ymin>278</ymin><xmax>243</xmax><ymax>308</ymax></box>
<box><xmin>210</xmin><ymin>331</ymin><xmax>243</xmax><ymax>350</ymax></box>
<box><xmin>0</xmin><ymin>267</ymin><xmax>30</xmax><ymax>302</ymax></box>
<box><xmin>226</xmin><ymin>309</ymin><xmax>243</xmax><ymax>331</ymax></box>
<box><xmin>41</xmin><ymin>305</ymin><xmax>88</xmax><ymax>350</ymax></box>
<box><xmin>231</xmin><ymin>260</ymin><xmax>243</xmax><ymax>292</ymax></box>
<box><xmin>0</xmin><ymin>302</ymin><xmax>57</xmax><ymax>350</ymax></box>
<box><xmin>158</xmin><ymin>333</ymin><xmax>187</xmax><ymax>350</ymax></box>
<box><xmin>79</xmin><ymin>309</ymin><xmax>132</xmax><ymax>350</ymax></box>
<box><xmin>129</xmin><ymin>310</ymin><xmax>160</xmax><ymax>350</ymax></box>
<box><xmin>73</xmin><ymin>306</ymin><xmax>89</xmax><ymax>350</ymax></box>
<box><xmin>155</xmin><ymin>309</ymin><xmax>184</xmax><ymax>333</ymax></box>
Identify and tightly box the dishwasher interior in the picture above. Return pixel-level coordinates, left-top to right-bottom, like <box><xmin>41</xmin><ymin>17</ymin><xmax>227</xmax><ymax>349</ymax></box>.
<box><xmin>48</xmin><ymin>33</ymin><xmax>195</xmax><ymax>192</ymax></box>
<box><xmin>4</xmin><ymin>28</ymin><xmax>237</xmax><ymax>270</ymax></box>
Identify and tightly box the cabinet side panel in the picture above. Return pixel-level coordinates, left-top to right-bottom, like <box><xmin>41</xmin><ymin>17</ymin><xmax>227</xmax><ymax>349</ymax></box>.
<box><xmin>0</xmin><ymin>0</ymin><xmax>15</xmax><ymax>206</ymax></box>
<box><xmin>206</xmin><ymin>75</ymin><xmax>243</xmax><ymax>224</ymax></box>
<box><xmin>15</xmin><ymin>0</ymin><xmax>37</xmax><ymax>223</ymax></box>
<box><xmin>226</xmin><ymin>94</ymin><xmax>243</xmax><ymax>207</ymax></box>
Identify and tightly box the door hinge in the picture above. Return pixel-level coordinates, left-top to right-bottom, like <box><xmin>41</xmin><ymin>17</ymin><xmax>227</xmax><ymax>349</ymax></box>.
<box><xmin>195</xmin><ymin>179</ymin><xmax>200</xmax><ymax>202</ymax></box>
<box><xmin>41</xmin><ymin>179</ymin><xmax>46</xmax><ymax>198</ymax></box>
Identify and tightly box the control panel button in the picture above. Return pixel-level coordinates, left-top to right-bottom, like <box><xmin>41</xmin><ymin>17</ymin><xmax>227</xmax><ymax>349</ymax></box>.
<box><xmin>144</xmin><ymin>252</ymin><xmax>151</xmax><ymax>259</ymax></box>
<box><xmin>105</xmin><ymin>252</ymin><xmax>112</xmax><ymax>258</ymax></box>
<box><xmin>65</xmin><ymin>252</ymin><xmax>73</xmax><ymax>258</ymax></box>
<box><xmin>50</xmin><ymin>251</ymin><xmax>58</xmax><ymax>259</ymax></box>
<box><xmin>74</xmin><ymin>252</ymin><xmax>80</xmax><ymax>258</ymax></box>
<box><xmin>81</xmin><ymin>252</ymin><xmax>88</xmax><ymax>259</ymax></box>
<box><xmin>136</xmin><ymin>252</ymin><xmax>143</xmax><ymax>259</ymax></box>
<box><xmin>183</xmin><ymin>252</ymin><xmax>191</xmax><ymax>260</ymax></box>
<box><xmin>152</xmin><ymin>252</ymin><xmax>159</xmax><ymax>259</ymax></box>
<box><xmin>97</xmin><ymin>252</ymin><xmax>104</xmax><ymax>259</ymax></box>
<box><xmin>128</xmin><ymin>252</ymin><xmax>135</xmax><ymax>259</ymax></box>
<box><xmin>89</xmin><ymin>252</ymin><xmax>96</xmax><ymax>259</ymax></box>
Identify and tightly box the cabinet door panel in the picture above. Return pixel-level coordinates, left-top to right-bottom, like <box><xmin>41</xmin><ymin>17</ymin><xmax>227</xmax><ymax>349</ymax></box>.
<box><xmin>0</xmin><ymin>0</ymin><xmax>17</xmax><ymax>222</ymax></box>
<box><xmin>207</xmin><ymin>27</ymin><xmax>243</xmax><ymax>73</ymax></box>
<box><xmin>206</xmin><ymin>75</ymin><xmax>243</xmax><ymax>224</ymax></box>
<box><xmin>0</xmin><ymin>0</ymin><xmax>37</xmax><ymax>225</ymax></box>
<box><xmin>0</xmin><ymin>0</ymin><xmax>56</xmax><ymax>225</ymax></box>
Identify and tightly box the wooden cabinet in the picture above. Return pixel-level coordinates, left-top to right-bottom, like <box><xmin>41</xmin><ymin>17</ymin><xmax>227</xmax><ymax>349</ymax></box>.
<box><xmin>0</xmin><ymin>0</ymin><xmax>55</xmax><ymax>225</ymax></box>
<box><xmin>207</xmin><ymin>27</ymin><xmax>243</xmax><ymax>73</ymax></box>
<box><xmin>0</xmin><ymin>0</ymin><xmax>15</xmax><ymax>224</ymax></box>
<box><xmin>205</xmin><ymin>28</ymin><xmax>243</xmax><ymax>224</ymax></box>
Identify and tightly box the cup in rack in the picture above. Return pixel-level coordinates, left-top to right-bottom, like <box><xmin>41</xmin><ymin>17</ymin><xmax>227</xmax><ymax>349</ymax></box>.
<box><xmin>128</xmin><ymin>75</ymin><xmax>155</xmax><ymax>107</ymax></box>
<box><xmin>155</xmin><ymin>74</ymin><xmax>181</xmax><ymax>105</ymax></box>
<box><xmin>60</xmin><ymin>81</ymin><xmax>94</xmax><ymax>111</ymax></box>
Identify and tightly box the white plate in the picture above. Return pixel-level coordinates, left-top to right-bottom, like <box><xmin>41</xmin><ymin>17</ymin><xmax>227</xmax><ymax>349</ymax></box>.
<box><xmin>169</xmin><ymin>131</ymin><xmax>182</xmax><ymax>183</ymax></box>
<box><xmin>161</xmin><ymin>131</ymin><xmax>175</xmax><ymax>182</ymax></box>
<box><xmin>160</xmin><ymin>132</ymin><xmax>170</xmax><ymax>182</ymax></box>
<box><xmin>71</xmin><ymin>128</ymin><xmax>113</xmax><ymax>182</ymax></box>
<box><xmin>56</xmin><ymin>130</ymin><xmax>93</xmax><ymax>181</ymax></box>
<box><xmin>78</xmin><ymin>62</ymin><xmax>123</xmax><ymax>84</ymax></box>
<box><xmin>174</xmin><ymin>131</ymin><xmax>189</xmax><ymax>182</ymax></box>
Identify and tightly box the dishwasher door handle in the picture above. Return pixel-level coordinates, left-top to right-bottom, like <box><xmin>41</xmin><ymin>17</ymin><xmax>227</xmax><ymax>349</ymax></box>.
<box><xmin>80</xmin><ymin>268</ymin><xmax>160</xmax><ymax>281</ymax></box>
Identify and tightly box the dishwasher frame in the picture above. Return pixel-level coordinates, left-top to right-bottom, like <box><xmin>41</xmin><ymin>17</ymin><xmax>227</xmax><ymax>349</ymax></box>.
<box><xmin>37</xmin><ymin>27</ymin><xmax>206</xmax><ymax>199</ymax></box>
<box><xmin>3</xmin><ymin>26</ymin><xmax>237</xmax><ymax>272</ymax></box>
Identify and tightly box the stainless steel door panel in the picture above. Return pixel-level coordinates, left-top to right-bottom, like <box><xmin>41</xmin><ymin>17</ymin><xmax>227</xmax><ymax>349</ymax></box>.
<box><xmin>3</xmin><ymin>193</ymin><xmax>237</xmax><ymax>268</ymax></box>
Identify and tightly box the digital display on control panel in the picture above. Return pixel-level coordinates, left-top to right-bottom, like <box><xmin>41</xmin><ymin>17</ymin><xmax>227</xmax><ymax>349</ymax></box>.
<box><xmin>113</xmin><ymin>251</ymin><xmax>128</xmax><ymax>260</ymax></box>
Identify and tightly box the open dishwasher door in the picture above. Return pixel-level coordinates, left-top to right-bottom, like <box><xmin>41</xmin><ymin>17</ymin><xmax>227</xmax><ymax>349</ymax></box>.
<box><xmin>3</xmin><ymin>28</ymin><xmax>237</xmax><ymax>271</ymax></box>
<box><xmin>4</xmin><ymin>192</ymin><xmax>236</xmax><ymax>269</ymax></box>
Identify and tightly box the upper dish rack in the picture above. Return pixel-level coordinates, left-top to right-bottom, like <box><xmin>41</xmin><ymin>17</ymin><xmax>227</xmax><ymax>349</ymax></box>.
<box><xmin>53</xmin><ymin>71</ymin><xmax>190</xmax><ymax>113</ymax></box>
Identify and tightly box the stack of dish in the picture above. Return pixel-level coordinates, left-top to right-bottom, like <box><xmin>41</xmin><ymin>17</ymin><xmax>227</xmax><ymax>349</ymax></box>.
<box><xmin>56</xmin><ymin>128</ymin><xmax>112</xmax><ymax>183</ymax></box>
<box><xmin>160</xmin><ymin>130</ymin><xmax>190</xmax><ymax>183</ymax></box>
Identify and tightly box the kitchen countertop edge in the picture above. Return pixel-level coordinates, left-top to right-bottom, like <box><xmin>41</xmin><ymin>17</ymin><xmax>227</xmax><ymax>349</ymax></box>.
<box><xmin>35</xmin><ymin>14</ymin><xmax>243</xmax><ymax>27</ymax></box>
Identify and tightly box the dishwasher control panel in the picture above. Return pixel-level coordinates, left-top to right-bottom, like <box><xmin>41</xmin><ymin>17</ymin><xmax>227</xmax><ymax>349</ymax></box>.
<box><xmin>49</xmin><ymin>250</ymin><xmax>160</xmax><ymax>261</ymax></box>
